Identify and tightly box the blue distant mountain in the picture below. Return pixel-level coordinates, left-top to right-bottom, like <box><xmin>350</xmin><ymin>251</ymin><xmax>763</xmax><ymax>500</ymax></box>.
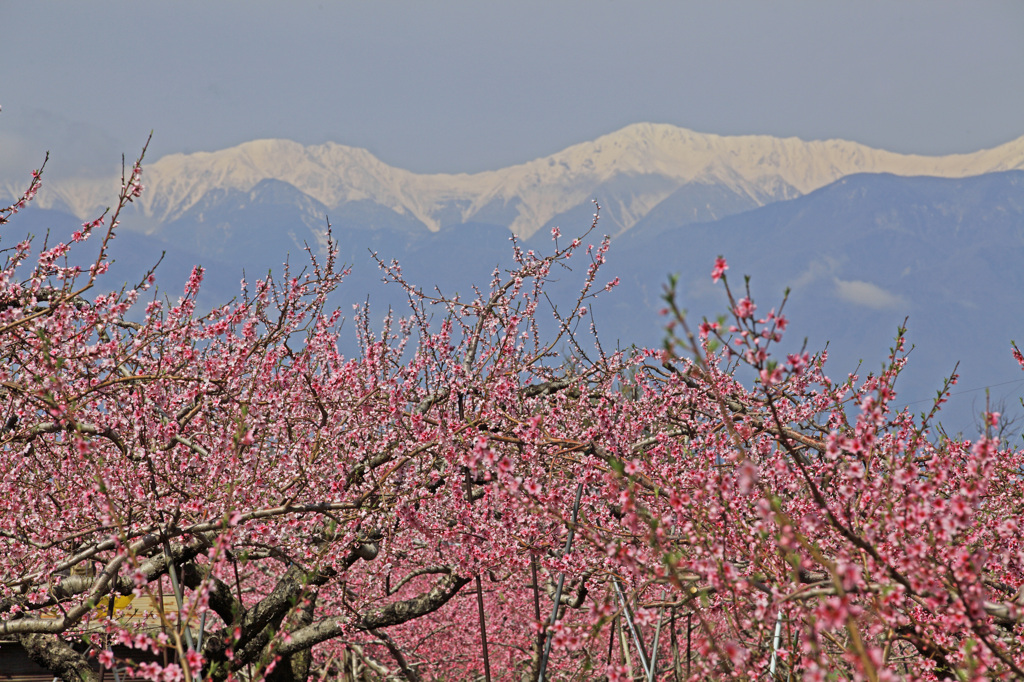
<box><xmin>609</xmin><ymin>170</ymin><xmax>1024</xmax><ymax>433</ymax></box>
<box><xmin>9</xmin><ymin>165</ymin><xmax>1024</xmax><ymax>435</ymax></box>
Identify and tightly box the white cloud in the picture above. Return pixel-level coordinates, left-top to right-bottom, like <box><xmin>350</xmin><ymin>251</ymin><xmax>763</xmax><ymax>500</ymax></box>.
<box><xmin>833</xmin><ymin>278</ymin><xmax>908</xmax><ymax>310</ymax></box>
<box><xmin>788</xmin><ymin>257</ymin><xmax>838</xmax><ymax>290</ymax></box>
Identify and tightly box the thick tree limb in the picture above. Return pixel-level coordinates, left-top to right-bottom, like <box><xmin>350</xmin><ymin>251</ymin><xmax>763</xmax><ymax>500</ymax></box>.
<box><xmin>370</xmin><ymin>627</ymin><xmax>423</xmax><ymax>682</ymax></box>
<box><xmin>1</xmin><ymin>537</ymin><xmax>207</xmax><ymax>623</ymax></box>
<box><xmin>15</xmin><ymin>633</ymin><xmax>97</xmax><ymax>682</ymax></box>
<box><xmin>203</xmin><ymin>562</ymin><xmax>333</xmax><ymax>668</ymax></box>
<box><xmin>271</xmin><ymin>572</ymin><xmax>471</xmax><ymax>659</ymax></box>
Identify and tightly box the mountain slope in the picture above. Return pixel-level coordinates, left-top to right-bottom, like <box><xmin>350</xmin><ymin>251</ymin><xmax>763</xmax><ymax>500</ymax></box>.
<box><xmin>11</xmin><ymin>169</ymin><xmax>1024</xmax><ymax>432</ymax></box>
<box><xmin>611</xmin><ymin>170</ymin><xmax>1024</xmax><ymax>431</ymax></box>
<box><xmin>12</xmin><ymin>123</ymin><xmax>1024</xmax><ymax>241</ymax></box>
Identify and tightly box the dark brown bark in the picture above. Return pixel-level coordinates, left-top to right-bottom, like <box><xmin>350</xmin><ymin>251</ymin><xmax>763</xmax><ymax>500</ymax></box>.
<box><xmin>893</xmin><ymin>626</ymin><xmax>956</xmax><ymax>680</ymax></box>
<box><xmin>15</xmin><ymin>633</ymin><xmax>97</xmax><ymax>682</ymax></box>
<box><xmin>370</xmin><ymin>627</ymin><xmax>422</xmax><ymax>682</ymax></box>
<box><xmin>180</xmin><ymin>561</ymin><xmax>244</xmax><ymax>628</ymax></box>
<box><xmin>203</xmin><ymin>562</ymin><xmax>333</xmax><ymax>677</ymax></box>
<box><xmin>273</xmin><ymin>571</ymin><xmax>472</xmax><ymax>659</ymax></box>
<box><xmin>265</xmin><ymin>594</ymin><xmax>316</xmax><ymax>682</ymax></box>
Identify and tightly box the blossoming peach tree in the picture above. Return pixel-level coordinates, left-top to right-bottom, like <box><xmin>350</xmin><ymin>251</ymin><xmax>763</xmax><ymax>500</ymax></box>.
<box><xmin>1</xmin><ymin>147</ymin><xmax>1022</xmax><ymax>682</ymax></box>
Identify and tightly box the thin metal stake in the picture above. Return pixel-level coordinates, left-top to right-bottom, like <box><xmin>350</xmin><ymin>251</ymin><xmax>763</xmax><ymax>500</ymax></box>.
<box><xmin>162</xmin><ymin>539</ymin><xmax>195</xmax><ymax>652</ymax></box>
<box><xmin>537</xmin><ymin>482</ymin><xmax>584</xmax><ymax>682</ymax></box>
<box><xmin>769</xmin><ymin>609</ymin><xmax>784</xmax><ymax>678</ymax></box>
<box><xmin>613</xmin><ymin>579</ymin><xmax>651</xmax><ymax>675</ymax></box>
<box><xmin>621</xmin><ymin>618</ymin><xmax>633</xmax><ymax>679</ymax></box>
<box><xmin>647</xmin><ymin>601</ymin><xmax>666</xmax><ymax>681</ymax></box>
<box><xmin>196</xmin><ymin>611</ymin><xmax>208</xmax><ymax>652</ymax></box>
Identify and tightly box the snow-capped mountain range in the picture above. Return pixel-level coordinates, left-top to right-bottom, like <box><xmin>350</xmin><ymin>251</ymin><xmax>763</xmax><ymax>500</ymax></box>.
<box><xmin>8</xmin><ymin>124</ymin><xmax>1024</xmax><ymax>433</ymax></box>
<box><xmin>11</xmin><ymin>122</ymin><xmax>1024</xmax><ymax>239</ymax></box>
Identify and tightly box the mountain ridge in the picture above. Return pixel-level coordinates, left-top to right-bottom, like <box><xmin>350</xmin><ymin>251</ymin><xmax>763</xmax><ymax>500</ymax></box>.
<box><xmin>9</xmin><ymin>167</ymin><xmax>1024</xmax><ymax>433</ymax></box>
<box><xmin>8</xmin><ymin>122</ymin><xmax>1024</xmax><ymax>239</ymax></box>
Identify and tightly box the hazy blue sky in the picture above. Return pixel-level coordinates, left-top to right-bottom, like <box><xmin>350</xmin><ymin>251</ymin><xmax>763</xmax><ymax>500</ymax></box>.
<box><xmin>2</xmin><ymin>1</ymin><xmax>1023</xmax><ymax>178</ymax></box>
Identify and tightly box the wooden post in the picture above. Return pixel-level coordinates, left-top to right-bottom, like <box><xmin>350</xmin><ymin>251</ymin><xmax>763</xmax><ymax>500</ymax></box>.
<box><xmin>531</xmin><ymin>555</ymin><xmax>545</xmax><ymax>682</ymax></box>
<box><xmin>531</xmin><ymin>555</ymin><xmax>542</xmax><ymax>623</ymax></box>
<box><xmin>607</xmin><ymin>615</ymin><xmax>617</xmax><ymax>665</ymax></box>
<box><xmin>670</xmin><ymin>608</ymin><xmax>680</xmax><ymax>681</ymax></box>
<box><xmin>476</xmin><ymin>574</ymin><xmax>493</xmax><ymax>682</ymax></box>
<box><xmin>686</xmin><ymin>612</ymin><xmax>692</xmax><ymax>679</ymax></box>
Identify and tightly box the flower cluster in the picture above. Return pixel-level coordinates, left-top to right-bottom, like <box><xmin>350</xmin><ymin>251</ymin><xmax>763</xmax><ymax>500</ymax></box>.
<box><xmin>1</xmin><ymin>154</ymin><xmax>1022</xmax><ymax>682</ymax></box>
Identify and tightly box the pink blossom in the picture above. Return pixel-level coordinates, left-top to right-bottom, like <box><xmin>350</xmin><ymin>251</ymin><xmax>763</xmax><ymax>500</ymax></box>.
<box><xmin>711</xmin><ymin>255</ymin><xmax>728</xmax><ymax>282</ymax></box>
<box><xmin>759</xmin><ymin>366</ymin><xmax>783</xmax><ymax>386</ymax></box>
<box><xmin>699</xmin><ymin>320</ymin><xmax>720</xmax><ymax>339</ymax></box>
<box><xmin>734</xmin><ymin>297</ymin><xmax>756</xmax><ymax>319</ymax></box>
<box><xmin>2</xmin><ymin>173</ymin><xmax>1022</xmax><ymax>681</ymax></box>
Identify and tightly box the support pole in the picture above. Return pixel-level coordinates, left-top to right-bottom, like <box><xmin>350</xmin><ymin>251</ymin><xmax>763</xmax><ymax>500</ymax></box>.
<box><xmin>621</xmin><ymin>617</ymin><xmax>633</xmax><ymax>679</ymax></box>
<box><xmin>769</xmin><ymin>609</ymin><xmax>784</xmax><ymax>678</ymax></box>
<box><xmin>670</xmin><ymin>608</ymin><xmax>680</xmax><ymax>682</ymax></box>
<box><xmin>613</xmin><ymin>579</ymin><xmax>651</xmax><ymax>675</ymax></box>
<box><xmin>686</xmin><ymin>612</ymin><xmax>692</xmax><ymax>679</ymax></box>
<box><xmin>647</xmin><ymin>601</ymin><xmax>665</xmax><ymax>681</ymax></box>
<box><xmin>162</xmin><ymin>539</ymin><xmax>195</xmax><ymax>652</ymax></box>
<box><xmin>536</xmin><ymin>482</ymin><xmax>584</xmax><ymax>682</ymax></box>
<box><xmin>607</xmin><ymin>615</ymin><xmax>617</xmax><ymax>665</ymax></box>
<box><xmin>475</xmin><ymin>575</ymin><xmax>492</xmax><ymax>682</ymax></box>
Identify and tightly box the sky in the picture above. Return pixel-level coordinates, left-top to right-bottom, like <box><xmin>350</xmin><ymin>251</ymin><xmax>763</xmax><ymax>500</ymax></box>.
<box><xmin>2</xmin><ymin>1</ymin><xmax>1023</xmax><ymax>180</ymax></box>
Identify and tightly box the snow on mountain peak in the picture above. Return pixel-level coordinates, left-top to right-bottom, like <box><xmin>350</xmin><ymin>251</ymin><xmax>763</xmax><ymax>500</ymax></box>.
<box><xmin>15</xmin><ymin>123</ymin><xmax>1024</xmax><ymax>239</ymax></box>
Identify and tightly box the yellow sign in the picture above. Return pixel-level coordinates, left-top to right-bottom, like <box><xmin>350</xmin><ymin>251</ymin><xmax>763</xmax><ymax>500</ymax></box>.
<box><xmin>92</xmin><ymin>594</ymin><xmax>136</xmax><ymax>615</ymax></box>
